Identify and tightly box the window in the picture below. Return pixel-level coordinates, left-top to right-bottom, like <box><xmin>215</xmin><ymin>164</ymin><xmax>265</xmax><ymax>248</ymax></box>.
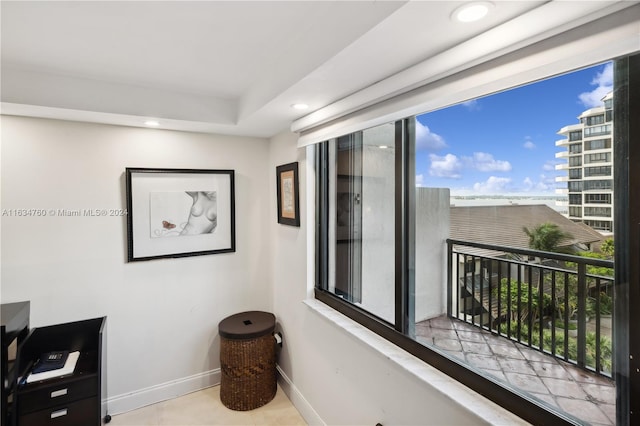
<box><xmin>569</xmin><ymin>143</ymin><xmax>582</xmax><ymax>154</ymax></box>
<box><xmin>584</xmin><ymin>124</ymin><xmax>611</xmax><ymax>137</ymax></box>
<box><xmin>584</xmin><ymin>179</ymin><xmax>612</xmax><ymax>190</ymax></box>
<box><xmin>584</xmin><ymin>166</ymin><xmax>612</xmax><ymax>177</ymax></box>
<box><xmin>568</xmin><ymin>181</ymin><xmax>583</xmax><ymax>192</ymax></box>
<box><xmin>584</xmin><ymin>206</ymin><xmax>612</xmax><ymax>217</ymax></box>
<box><xmin>586</xmin><ymin>114</ymin><xmax>605</xmax><ymax>126</ymax></box>
<box><xmin>569</xmin><ymin>130</ymin><xmax>583</xmax><ymax>141</ymax></box>
<box><xmin>569</xmin><ymin>156</ymin><xmax>582</xmax><ymax>167</ymax></box>
<box><xmin>584</xmin><ymin>220</ymin><xmax>613</xmax><ymax>232</ymax></box>
<box><xmin>585</xmin><ymin>193</ymin><xmax>611</xmax><ymax>204</ymax></box>
<box><xmin>569</xmin><ymin>168</ymin><xmax>582</xmax><ymax>179</ymax></box>
<box><xmin>585</xmin><ymin>152</ymin><xmax>611</xmax><ymax>163</ymax></box>
<box><xmin>569</xmin><ymin>206</ymin><xmax>582</xmax><ymax>217</ymax></box>
<box><xmin>569</xmin><ymin>194</ymin><xmax>582</xmax><ymax>205</ymax></box>
<box><xmin>327</xmin><ymin>125</ymin><xmax>396</xmax><ymax>322</ymax></box>
<box><xmin>584</xmin><ymin>138</ymin><xmax>612</xmax><ymax>151</ymax></box>
<box><xmin>314</xmin><ymin>56</ymin><xmax>638</xmax><ymax>425</ymax></box>
<box><xmin>604</xmin><ymin>98</ymin><xmax>613</xmax><ymax>109</ymax></box>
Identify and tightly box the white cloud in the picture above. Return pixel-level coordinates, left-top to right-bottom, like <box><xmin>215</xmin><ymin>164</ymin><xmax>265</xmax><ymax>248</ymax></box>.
<box><xmin>523</xmin><ymin>177</ymin><xmax>534</xmax><ymax>189</ymax></box>
<box><xmin>472</xmin><ymin>176</ymin><xmax>512</xmax><ymax>193</ymax></box>
<box><xmin>578</xmin><ymin>63</ymin><xmax>613</xmax><ymax>108</ymax></box>
<box><xmin>415</xmin><ymin>120</ymin><xmax>446</xmax><ymax>151</ymax></box>
<box><xmin>523</xmin><ymin>140</ymin><xmax>536</xmax><ymax>150</ymax></box>
<box><xmin>415</xmin><ymin>174</ymin><xmax>424</xmax><ymax>187</ymax></box>
<box><xmin>461</xmin><ymin>99</ymin><xmax>480</xmax><ymax>111</ymax></box>
<box><xmin>429</xmin><ymin>153</ymin><xmax>462</xmax><ymax>178</ymax></box>
<box><xmin>542</xmin><ymin>160</ymin><xmax>559</xmax><ymax>171</ymax></box>
<box><xmin>521</xmin><ymin>175</ymin><xmax>555</xmax><ymax>193</ymax></box>
<box><xmin>464</xmin><ymin>152</ymin><xmax>512</xmax><ymax>172</ymax></box>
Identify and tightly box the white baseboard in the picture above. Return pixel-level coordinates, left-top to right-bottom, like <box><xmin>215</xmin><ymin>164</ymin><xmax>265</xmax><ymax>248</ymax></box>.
<box><xmin>107</xmin><ymin>365</ymin><xmax>323</xmax><ymax>424</ymax></box>
<box><xmin>107</xmin><ymin>368</ymin><xmax>221</xmax><ymax>415</ymax></box>
<box><xmin>276</xmin><ymin>365</ymin><xmax>324</xmax><ymax>426</ymax></box>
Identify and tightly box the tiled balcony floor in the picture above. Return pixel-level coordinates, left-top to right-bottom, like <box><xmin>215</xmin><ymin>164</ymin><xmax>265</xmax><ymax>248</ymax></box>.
<box><xmin>416</xmin><ymin>315</ymin><xmax>616</xmax><ymax>426</ymax></box>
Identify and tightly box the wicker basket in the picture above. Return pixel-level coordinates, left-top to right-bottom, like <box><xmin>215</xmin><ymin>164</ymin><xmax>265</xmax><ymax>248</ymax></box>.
<box><xmin>219</xmin><ymin>312</ymin><xmax>276</xmax><ymax>411</ymax></box>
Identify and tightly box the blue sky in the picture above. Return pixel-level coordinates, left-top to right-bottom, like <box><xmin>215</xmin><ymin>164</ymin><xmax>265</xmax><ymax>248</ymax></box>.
<box><xmin>415</xmin><ymin>61</ymin><xmax>613</xmax><ymax>196</ymax></box>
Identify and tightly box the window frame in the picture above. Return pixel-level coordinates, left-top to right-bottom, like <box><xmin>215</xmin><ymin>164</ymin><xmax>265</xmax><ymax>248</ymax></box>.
<box><xmin>569</xmin><ymin>130</ymin><xmax>583</xmax><ymax>141</ymax></box>
<box><xmin>612</xmin><ymin>54</ymin><xmax>639</xmax><ymax>424</ymax></box>
<box><xmin>313</xmin><ymin>55</ymin><xmax>639</xmax><ymax>424</ymax></box>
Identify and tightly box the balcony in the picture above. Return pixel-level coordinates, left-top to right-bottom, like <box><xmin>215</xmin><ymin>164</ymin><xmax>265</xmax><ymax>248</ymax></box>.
<box><xmin>416</xmin><ymin>239</ymin><xmax>616</xmax><ymax>424</ymax></box>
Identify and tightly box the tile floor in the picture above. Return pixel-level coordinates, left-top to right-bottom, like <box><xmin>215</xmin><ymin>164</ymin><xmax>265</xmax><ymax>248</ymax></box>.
<box><xmin>416</xmin><ymin>315</ymin><xmax>616</xmax><ymax>426</ymax></box>
<box><xmin>110</xmin><ymin>384</ymin><xmax>307</xmax><ymax>426</ymax></box>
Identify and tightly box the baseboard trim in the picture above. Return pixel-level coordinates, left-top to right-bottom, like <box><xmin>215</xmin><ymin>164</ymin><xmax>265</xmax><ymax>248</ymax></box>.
<box><xmin>276</xmin><ymin>365</ymin><xmax>324</xmax><ymax>426</ymax></box>
<box><xmin>107</xmin><ymin>368</ymin><xmax>221</xmax><ymax>415</ymax></box>
<box><xmin>107</xmin><ymin>365</ymin><xmax>323</xmax><ymax>424</ymax></box>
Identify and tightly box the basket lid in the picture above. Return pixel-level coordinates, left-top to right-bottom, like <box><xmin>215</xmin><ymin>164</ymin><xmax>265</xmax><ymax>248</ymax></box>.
<box><xmin>218</xmin><ymin>311</ymin><xmax>275</xmax><ymax>339</ymax></box>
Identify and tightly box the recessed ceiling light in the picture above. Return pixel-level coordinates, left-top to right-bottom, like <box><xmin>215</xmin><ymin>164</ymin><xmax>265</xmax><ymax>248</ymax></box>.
<box><xmin>291</xmin><ymin>103</ymin><xmax>309</xmax><ymax>110</ymax></box>
<box><xmin>379</xmin><ymin>145</ymin><xmax>389</xmax><ymax>149</ymax></box>
<box><xmin>452</xmin><ymin>2</ymin><xmax>492</xmax><ymax>23</ymax></box>
<box><xmin>144</xmin><ymin>120</ymin><xmax>160</xmax><ymax>127</ymax></box>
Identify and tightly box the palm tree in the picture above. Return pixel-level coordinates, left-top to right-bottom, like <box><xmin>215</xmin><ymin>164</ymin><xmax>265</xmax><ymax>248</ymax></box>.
<box><xmin>522</xmin><ymin>222</ymin><xmax>573</xmax><ymax>253</ymax></box>
<box><xmin>600</xmin><ymin>238</ymin><xmax>614</xmax><ymax>257</ymax></box>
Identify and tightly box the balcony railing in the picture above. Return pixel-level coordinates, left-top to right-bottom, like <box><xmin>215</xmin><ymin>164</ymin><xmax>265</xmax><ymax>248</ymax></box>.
<box><xmin>446</xmin><ymin>239</ymin><xmax>614</xmax><ymax>377</ymax></box>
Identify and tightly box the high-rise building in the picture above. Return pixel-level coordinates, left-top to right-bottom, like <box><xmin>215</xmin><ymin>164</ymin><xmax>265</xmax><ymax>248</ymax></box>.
<box><xmin>555</xmin><ymin>92</ymin><xmax>613</xmax><ymax>235</ymax></box>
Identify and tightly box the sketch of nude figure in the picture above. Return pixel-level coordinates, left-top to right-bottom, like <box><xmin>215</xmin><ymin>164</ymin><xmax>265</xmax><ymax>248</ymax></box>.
<box><xmin>180</xmin><ymin>191</ymin><xmax>217</xmax><ymax>235</ymax></box>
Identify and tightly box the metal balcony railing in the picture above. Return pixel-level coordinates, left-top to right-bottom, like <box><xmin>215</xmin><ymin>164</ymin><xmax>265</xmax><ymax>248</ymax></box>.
<box><xmin>446</xmin><ymin>239</ymin><xmax>614</xmax><ymax>377</ymax></box>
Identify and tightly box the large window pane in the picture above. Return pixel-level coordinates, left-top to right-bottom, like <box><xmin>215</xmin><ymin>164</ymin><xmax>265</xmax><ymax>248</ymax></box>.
<box><xmin>412</xmin><ymin>62</ymin><xmax>618</xmax><ymax>425</ymax></box>
<box><xmin>328</xmin><ymin>123</ymin><xmax>396</xmax><ymax>323</ymax></box>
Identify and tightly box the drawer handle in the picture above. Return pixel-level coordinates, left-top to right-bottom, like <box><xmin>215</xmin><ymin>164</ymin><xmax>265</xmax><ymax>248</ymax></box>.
<box><xmin>51</xmin><ymin>408</ymin><xmax>68</xmax><ymax>419</ymax></box>
<box><xmin>51</xmin><ymin>388</ymin><xmax>68</xmax><ymax>398</ymax></box>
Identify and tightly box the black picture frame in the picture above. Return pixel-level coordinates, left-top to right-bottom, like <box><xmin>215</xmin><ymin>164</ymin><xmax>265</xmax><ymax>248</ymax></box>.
<box><xmin>276</xmin><ymin>162</ymin><xmax>300</xmax><ymax>227</ymax></box>
<box><xmin>125</xmin><ymin>168</ymin><xmax>235</xmax><ymax>261</ymax></box>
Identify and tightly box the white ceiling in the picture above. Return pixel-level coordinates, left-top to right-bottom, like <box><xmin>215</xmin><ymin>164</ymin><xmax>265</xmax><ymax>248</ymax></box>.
<box><xmin>1</xmin><ymin>1</ymin><xmax>636</xmax><ymax>138</ymax></box>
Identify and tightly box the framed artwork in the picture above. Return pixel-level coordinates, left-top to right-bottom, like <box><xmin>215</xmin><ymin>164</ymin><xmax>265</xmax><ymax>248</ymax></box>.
<box><xmin>276</xmin><ymin>162</ymin><xmax>300</xmax><ymax>227</ymax></box>
<box><xmin>125</xmin><ymin>168</ymin><xmax>235</xmax><ymax>262</ymax></box>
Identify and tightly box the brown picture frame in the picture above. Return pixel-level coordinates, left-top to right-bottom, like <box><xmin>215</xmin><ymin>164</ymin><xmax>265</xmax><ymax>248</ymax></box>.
<box><xmin>276</xmin><ymin>162</ymin><xmax>300</xmax><ymax>227</ymax></box>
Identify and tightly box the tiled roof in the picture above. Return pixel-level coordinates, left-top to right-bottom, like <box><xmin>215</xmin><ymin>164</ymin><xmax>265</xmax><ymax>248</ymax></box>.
<box><xmin>450</xmin><ymin>204</ymin><xmax>604</xmax><ymax>254</ymax></box>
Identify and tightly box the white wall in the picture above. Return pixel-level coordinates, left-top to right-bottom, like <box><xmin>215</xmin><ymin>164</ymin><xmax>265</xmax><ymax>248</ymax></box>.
<box><xmin>0</xmin><ymin>116</ymin><xmax>272</xmax><ymax>411</ymax></box>
<box><xmin>415</xmin><ymin>187</ymin><xmax>450</xmax><ymax>322</ymax></box>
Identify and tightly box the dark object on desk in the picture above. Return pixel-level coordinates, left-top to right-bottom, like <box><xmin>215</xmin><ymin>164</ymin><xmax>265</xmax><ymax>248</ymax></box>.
<box><xmin>218</xmin><ymin>311</ymin><xmax>276</xmax><ymax>411</ymax></box>
<box><xmin>31</xmin><ymin>351</ymin><xmax>69</xmax><ymax>374</ymax></box>
<box><xmin>15</xmin><ymin>316</ymin><xmax>109</xmax><ymax>425</ymax></box>
<box><xmin>1</xmin><ymin>301</ymin><xmax>30</xmax><ymax>426</ymax></box>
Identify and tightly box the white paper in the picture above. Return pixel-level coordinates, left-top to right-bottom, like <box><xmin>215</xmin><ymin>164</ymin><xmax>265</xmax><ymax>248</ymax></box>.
<box><xmin>26</xmin><ymin>351</ymin><xmax>80</xmax><ymax>383</ymax></box>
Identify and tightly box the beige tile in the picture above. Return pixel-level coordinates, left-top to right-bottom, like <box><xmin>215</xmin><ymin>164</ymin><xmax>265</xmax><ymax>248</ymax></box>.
<box><xmin>110</xmin><ymin>403</ymin><xmax>161</xmax><ymax>426</ymax></box>
<box><xmin>248</xmin><ymin>387</ymin><xmax>307</xmax><ymax>426</ymax></box>
<box><xmin>111</xmin><ymin>384</ymin><xmax>307</xmax><ymax>426</ymax></box>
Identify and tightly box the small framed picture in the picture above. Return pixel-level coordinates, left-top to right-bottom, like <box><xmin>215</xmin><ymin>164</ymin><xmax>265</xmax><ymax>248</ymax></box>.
<box><xmin>125</xmin><ymin>168</ymin><xmax>235</xmax><ymax>261</ymax></box>
<box><xmin>276</xmin><ymin>162</ymin><xmax>300</xmax><ymax>227</ymax></box>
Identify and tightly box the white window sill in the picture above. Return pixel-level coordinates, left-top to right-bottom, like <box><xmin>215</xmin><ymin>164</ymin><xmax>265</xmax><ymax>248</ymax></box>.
<box><xmin>303</xmin><ymin>298</ymin><xmax>529</xmax><ymax>426</ymax></box>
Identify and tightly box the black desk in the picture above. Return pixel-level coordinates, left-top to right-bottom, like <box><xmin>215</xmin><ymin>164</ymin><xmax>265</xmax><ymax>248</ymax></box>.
<box><xmin>1</xmin><ymin>302</ymin><xmax>31</xmax><ymax>426</ymax></box>
<box><xmin>15</xmin><ymin>317</ymin><xmax>109</xmax><ymax>425</ymax></box>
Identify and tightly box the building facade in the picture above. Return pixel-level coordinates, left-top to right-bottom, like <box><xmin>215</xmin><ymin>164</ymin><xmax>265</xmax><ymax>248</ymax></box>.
<box><xmin>556</xmin><ymin>92</ymin><xmax>614</xmax><ymax>235</ymax></box>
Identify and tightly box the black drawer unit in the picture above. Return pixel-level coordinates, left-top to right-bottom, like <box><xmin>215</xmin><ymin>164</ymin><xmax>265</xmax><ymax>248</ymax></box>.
<box><xmin>15</xmin><ymin>317</ymin><xmax>109</xmax><ymax>425</ymax></box>
<box><xmin>19</xmin><ymin>397</ymin><xmax>98</xmax><ymax>426</ymax></box>
<box><xmin>1</xmin><ymin>302</ymin><xmax>30</xmax><ymax>426</ymax></box>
